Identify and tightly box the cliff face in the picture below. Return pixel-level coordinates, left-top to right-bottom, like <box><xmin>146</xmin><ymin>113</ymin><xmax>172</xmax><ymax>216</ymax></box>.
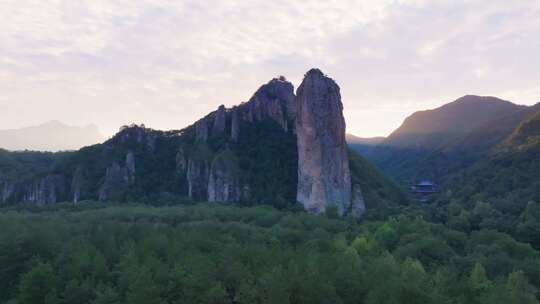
<box><xmin>0</xmin><ymin>77</ymin><xmax>295</xmax><ymax>206</ymax></box>
<box><xmin>0</xmin><ymin>69</ymin><xmax>387</xmax><ymax>218</ymax></box>
<box><xmin>296</xmin><ymin>69</ymin><xmax>356</xmax><ymax>216</ymax></box>
<box><xmin>212</xmin><ymin>105</ymin><xmax>227</xmax><ymax>137</ymax></box>
<box><xmin>19</xmin><ymin>175</ymin><xmax>66</xmax><ymax>205</ymax></box>
<box><xmin>243</xmin><ymin>77</ymin><xmax>296</xmax><ymax>132</ymax></box>
<box><xmin>99</xmin><ymin>151</ymin><xmax>136</xmax><ymax>201</ymax></box>
<box><xmin>186</xmin><ymin>158</ymin><xmax>209</xmax><ymax>201</ymax></box>
<box><xmin>1</xmin><ymin>175</ymin><xmax>68</xmax><ymax>205</ymax></box>
<box><xmin>182</xmin><ymin>77</ymin><xmax>296</xmax><ymax>203</ymax></box>
<box><xmin>207</xmin><ymin>150</ymin><xmax>241</xmax><ymax>203</ymax></box>
<box><xmin>71</xmin><ymin>167</ymin><xmax>83</xmax><ymax>203</ymax></box>
<box><xmin>1</xmin><ymin>181</ymin><xmax>16</xmax><ymax>204</ymax></box>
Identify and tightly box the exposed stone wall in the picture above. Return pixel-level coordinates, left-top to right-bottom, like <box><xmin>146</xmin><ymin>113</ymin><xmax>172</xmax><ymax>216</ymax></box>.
<box><xmin>296</xmin><ymin>69</ymin><xmax>352</xmax><ymax>215</ymax></box>
<box><xmin>212</xmin><ymin>105</ymin><xmax>227</xmax><ymax>137</ymax></box>
<box><xmin>207</xmin><ymin>151</ymin><xmax>241</xmax><ymax>203</ymax></box>
<box><xmin>99</xmin><ymin>151</ymin><xmax>136</xmax><ymax>201</ymax></box>
<box><xmin>22</xmin><ymin>174</ymin><xmax>67</xmax><ymax>205</ymax></box>
<box><xmin>186</xmin><ymin>159</ymin><xmax>209</xmax><ymax>201</ymax></box>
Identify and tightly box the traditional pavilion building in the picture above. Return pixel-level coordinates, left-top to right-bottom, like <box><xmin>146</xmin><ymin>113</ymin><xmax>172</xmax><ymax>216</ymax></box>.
<box><xmin>410</xmin><ymin>180</ymin><xmax>440</xmax><ymax>203</ymax></box>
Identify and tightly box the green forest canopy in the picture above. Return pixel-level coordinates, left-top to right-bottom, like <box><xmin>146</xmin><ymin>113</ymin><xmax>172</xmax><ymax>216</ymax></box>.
<box><xmin>1</xmin><ymin>202</ymin><xmax>538</xmax><ymax>304</ymax></box>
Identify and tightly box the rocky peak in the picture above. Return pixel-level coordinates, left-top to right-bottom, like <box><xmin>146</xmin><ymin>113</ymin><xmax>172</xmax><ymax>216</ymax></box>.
<box><xmin>109</xmin><ymin>124</ymin><xmax>158</xmax><ymax>150</ymax></box>
<box><xmin>296</xmin><ymin>69</ymin><xmax>354</xmax><ymax>216</ymax></box>
<box><xmin>251</xmin><ymin>77</ymin><xmax>295</xmax><ymax>104</ymax></box>
<box><xmin>243</xmin><ymin>77</ymin><xmax>296</xmax><ymax>130</ymax></box>
<box><xmin>304</xmin><ymin>68</ymin><xmax>325</xmax><ymax>78</ymax></box>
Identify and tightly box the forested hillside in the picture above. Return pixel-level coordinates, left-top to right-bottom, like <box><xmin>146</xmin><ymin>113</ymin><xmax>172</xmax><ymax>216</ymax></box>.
<box><xmin>0</xmin><ymin>149</ymin><xmax>72</xmax><ymax>183</ymax></box>
<box><xmin>360</xmin><ymin>96</ymin><xmax>540</xmax><ymax>185</ymax></box>
<box><xmin>349</xmin><ymin>98</ymin><xmax>540</xmax><ymax>254</ymax></box>
<box><xmin>1</xmin><ymin>203</ymin><xmax>538</xmax><ymax>304</ymax></box>
<box><xmin>427</xmin><ymin>109</ymin><xmax>540</xmax><ymax>247</ymax></box>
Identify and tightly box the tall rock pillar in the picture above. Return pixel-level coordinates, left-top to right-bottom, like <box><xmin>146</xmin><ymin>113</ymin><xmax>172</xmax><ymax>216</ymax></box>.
<box><xmin>296</xmin><ymin>69</ymin><xmax>352</xmax><ymax>215</ymax></box>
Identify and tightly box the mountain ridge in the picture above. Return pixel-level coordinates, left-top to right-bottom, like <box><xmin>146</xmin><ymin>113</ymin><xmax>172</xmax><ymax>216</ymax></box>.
<box><xmin>383</xmin><ymin>95</ymin><xmax>526</xmax><ymax>149</ymax></box>
<box><xmin>0</xmin><ymin>120</ymin><xmax>104</xmax><ymax>152</ymax></box>
<box><xmin>0</xmin><ymin>70</ymin><xmax>404</xmax><ymax>217</ymax></box>
<box><xmin>361</xmin><ymin>95</ymin><xmax>539</xmax><ymax>185</ymax></box>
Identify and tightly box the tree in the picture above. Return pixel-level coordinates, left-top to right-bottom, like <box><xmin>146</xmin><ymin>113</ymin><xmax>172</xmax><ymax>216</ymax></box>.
<box><xmin>351</xmin><ymin>236</ymin><xmax>380</xmax><ymax>256</ymax></box>
<box><xmin>398</xmin><ymin>259</ymin><xmax>433</xmax><ymax>304</ymax></box>
<box><xmin>62</xmin><ymin>279</ymin><xmax>94</xmax><ymax>304</ymax></box>
<box><xmin>125</xmin><ymin>268</ymin><xmax>163</xmax><ymax>304</ymax></box>
<box><xmin>92</xmin><ymin>285</ymin><xmax>120</xmax><ymax>304</ymax></box>
<box><xmin>17</xmin><ymin>262</ymin><xmax>59</xmax><ymax>304</ymax></box>
<box><xmin>201</xmin><ymin>283</ymin><xmax>229</xmax><ymax>304</ymax></box>
<box><xmin>259</xmin><ymin>266</ymin><xmax>290</xmax><ymax>304</ymax></box>
<box><xmin>469</xmin><ymin>263</ymin><xmax>490</xmax><ymax>291</ymax></box>
<box><xmin>505</xmin><ymin>271</ymin><xmax>538</xmax><ymax>304</ymax></box>
<box><xmin>466</xmin><ymin>263</ymin><xmax>493</xmax><ymax>304</ymax></box>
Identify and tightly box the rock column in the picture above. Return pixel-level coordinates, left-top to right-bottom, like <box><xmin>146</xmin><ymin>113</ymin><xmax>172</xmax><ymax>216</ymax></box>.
<box><xmin>296</xmin><ymin>69</ymin><xmax>352</xmax><ymax>215</ymax></box>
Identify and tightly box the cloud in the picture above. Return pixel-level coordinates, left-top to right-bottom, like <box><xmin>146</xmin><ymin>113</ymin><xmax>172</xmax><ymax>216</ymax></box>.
<box><xmin>0</xmin><ymin>0</ymin><xmax>539</xmax><ymax>136</ymax></box>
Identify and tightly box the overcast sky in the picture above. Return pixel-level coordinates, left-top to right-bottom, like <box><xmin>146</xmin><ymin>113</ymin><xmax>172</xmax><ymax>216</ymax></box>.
<box><xmin>1</xmin><ymin>0</ymin><xmax>539</xmax><ymax>137</ymax></box>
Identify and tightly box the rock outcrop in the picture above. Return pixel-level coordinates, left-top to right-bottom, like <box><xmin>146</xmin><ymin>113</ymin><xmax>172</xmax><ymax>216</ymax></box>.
<box><xmin>71</xmin><ymin>167</ymin><xmax>83</xmax><ymax>203</ymax></box>
<box><xmin>186</xmin><ymin>159</ymin><xmax>209</xmax><ymax>201</ymax></box>
<box><xmin>176</xmin><ymin>147</ymin><xmax>187</xmax><ymax>173</ymax></box>
<box><xmin>212</xmin><ymin>105</ymin><xmax>227</xmax><ymax>137</ymax></box>
<box><xmin>99</xmin><ymin>152</ymin><xmax>136</xmax><ymax>201</ymax></box>
<box><xmin>207</xmin><ymin>150</ymin><xmax>241</xmax><ymax>203</ymax></box>
<box><xmin>231</xmin><ymin>107</ymin><xmax>240</xmax><ymax>142</ymax></box>
<box><xmin>351</xmin><ymin>185</ymin><xmax>366</xmax><ymax>218</ymax></box>
<box><xmin>1</xmin><ymin>181</ymin><xmax>16</xmax><ymax>204</ymax></box>
<box><xmin>244</xmin><ymin>77</ymin><xmax>295</xmax><ymax>131</ymax></box>
<box><xmin>296</xmin><ymin>69</ymin><xmax>352</xmax><ymax>215</ymax></box>
<box><xmin>22</xmin><ymin>174</ymin><xmax>66</xmax><ymax>205</ymax></box>
<box><xmin>125</xmin><ymin>151</ymin><xmax>136</xmax><ymax>181</ymax></box>
<box><xmin>185</xmin><ymin>151</ymin><xmax>241</xmax><ymax>203</ymax></box>
<box><xmin>114</xmin><ymin>124</ymin><xmax>157</xmax><ymax>150</ymax></box>
<box><xmin>195</xmin><ymin>119</ymin><xmax>210</xmax><ymax>142</ymax></box>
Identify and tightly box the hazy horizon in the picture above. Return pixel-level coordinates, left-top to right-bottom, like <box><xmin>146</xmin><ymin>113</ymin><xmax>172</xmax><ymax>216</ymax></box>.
<box><xmin>1</xmin><ymin>92</ymin><xmax>535</xmax><ymax>143</ymax></box>
<box><xmin>2</xmin><ymin>1</ymin><xmax>539</xmax><ymax>137</ymax></box>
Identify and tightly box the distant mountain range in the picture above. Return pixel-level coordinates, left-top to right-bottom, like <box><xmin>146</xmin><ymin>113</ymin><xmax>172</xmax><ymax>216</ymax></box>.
<box><xmin>350</xmin><ymin>95</ymin><xmax>540</xmax><ymax>187</ymax></box>
<box><xmin>382</xmin><ymin>95</ymin><xmax>526</xmax><ymax>149</ymax></box>
<box><xmin>0</xmin><ymin>121</ymin><xmax>104</xmax><ymax>152</ymax></box>
<box><xmin>346</xmin><ymin>134</ymin><xmax>385</xmax><ymax>155</ymax></box>
<box><xmin>346</xmin><ymin>134</ymin><xmax>385</xmax><ymax>145</ymax></box>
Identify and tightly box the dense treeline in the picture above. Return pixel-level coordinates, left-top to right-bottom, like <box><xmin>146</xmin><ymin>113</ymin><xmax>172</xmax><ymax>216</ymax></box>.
<box><xmin>429</xmin><ymin>140</ymin><xmax>540</xmax><ymax>249</ymax></box>
<box><xmin>356</xmin><ymin>111</ymin><xmax>540</xmax><ymax>253</ymax></box>
<box><xmin>0</xmin><ymin>149</ymin><xmax>71</xmax><ymax>181</ymax></box>
<box><xmin>1</xmin><ymin>202</ymin><xmax>538</xmax><ymax>304</ymax></box>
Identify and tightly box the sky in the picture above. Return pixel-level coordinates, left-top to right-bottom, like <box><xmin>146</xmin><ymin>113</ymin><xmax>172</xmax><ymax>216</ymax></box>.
<box><xmin>1</xmin><ymin>0</ymin><xmax>539</xmax><ymax>138</ymax></box>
